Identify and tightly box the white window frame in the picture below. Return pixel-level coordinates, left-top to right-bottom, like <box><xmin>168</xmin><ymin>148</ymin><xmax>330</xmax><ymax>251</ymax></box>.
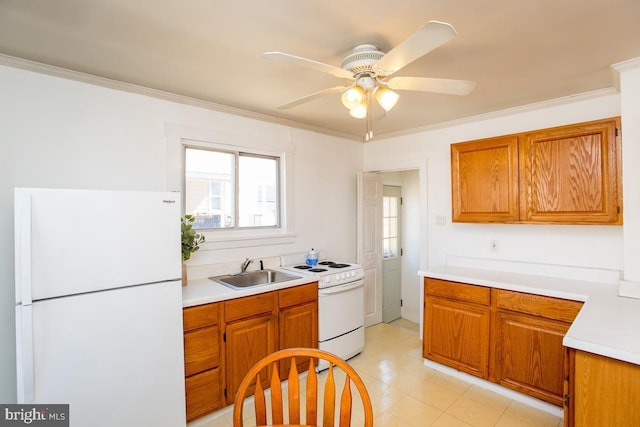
<box><xmin>165</xmin><ymin>124</ymin><xmax>296</xmax><ymax>250</ymax></box>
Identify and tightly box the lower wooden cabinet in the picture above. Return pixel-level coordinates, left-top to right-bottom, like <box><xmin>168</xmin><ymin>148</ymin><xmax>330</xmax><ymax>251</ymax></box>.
<box><xmin>423</xmin><ymin>277</ymin><xmax>583</xmax><ymax>407</ymax></box>
<box><xmin>493</xmin><ymin>289</ymin><xmax>582</xmax><ymax>406</ymax></box>
<box><xmin>494</xmin><ymin>310</ymin><xmax>570</xmax><ymax>405</ymax></box>
<box><xmin>567</xmin><ymin>349</ymin><xmax>640</xmax><ymax>427</ymax></box>
<box><xmin>278</xmin><ymin>282</ymin><xmax>319</xmax><ymax>376</ymax></box>
<box><xmin>183</xmin><ymin>281</ymin><xmax>319</xmax><ymax>420</ymax></box>
<box><xmin>424</xmin><ymin>296</ymin><xmax>490</xmax><ymax>378</ymax></box>
<box><xmin>183</xmin><ymin>302</ymin><xmax>224</xmax><ymax>422</ymax></box>
<box><xmin>424</xmin><ymin>278</ymin><xmax>491</xmax><ymax>378</ymax></box>
<box><xmin>224</xmin><ymin>292</ymin><xmax>278</xmax><ymax>404</ymax></box>
<box><xmin>185</xmin><ymin>368</ymin><xmax>223</xmax><ymax>421</ymax></box>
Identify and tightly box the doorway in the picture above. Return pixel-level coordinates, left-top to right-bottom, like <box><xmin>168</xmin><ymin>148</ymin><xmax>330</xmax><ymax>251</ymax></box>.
<box><xmin>382</xmin><ymin>185</ymin><xmax>402</xmax><ymax>323</ymax></box>
<box><xmin>358</xmin><ymin>169</ymin><xmax>420</xmax><ymax>327</ymax></box>
<box><xmin>381</xmin><ymin>170</ymin><xmax>420</xmax><ymax>325</ymax></box>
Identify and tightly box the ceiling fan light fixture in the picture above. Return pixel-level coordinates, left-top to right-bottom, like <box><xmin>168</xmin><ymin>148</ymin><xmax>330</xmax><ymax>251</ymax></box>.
<box><xmin>341</xmin><ymin>86</ymin><xmax>366</xmax><ymax>110</ymax></box>
<box><xmin>349</xmin><ymin>102</ymin><xmax>368</xmax><ymax>119</ymax></box>
<box><xmin>374</xmin><ymin>87</ymin><xmax>399</xmax><ymax>111</ymax></box>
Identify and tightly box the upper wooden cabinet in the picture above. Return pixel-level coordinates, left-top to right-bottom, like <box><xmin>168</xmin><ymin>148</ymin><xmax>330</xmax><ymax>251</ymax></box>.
<box><xmin>451</xmin><ymin>117</ymin><xmax>622</xmax><ymax>224</ymax></box>
<box><xmin>451</xmin><ymin>135</ymin><xmax>519</xmax><ymax>223</ymax></box>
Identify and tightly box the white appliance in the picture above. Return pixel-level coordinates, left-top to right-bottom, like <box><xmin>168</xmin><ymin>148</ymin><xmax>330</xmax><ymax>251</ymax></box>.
<box><xmin>14</xmin><ymin>188</ymin><xmax>186</xmax><ymax>427</ymax></box>
<box><xmin>281</xmin><ymin>254</ymin><xmax>365</xmax><ymax>371</ymax></box>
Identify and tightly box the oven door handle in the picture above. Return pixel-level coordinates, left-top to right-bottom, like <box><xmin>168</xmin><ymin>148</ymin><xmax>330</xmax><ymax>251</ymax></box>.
<box><xmin>319</xmin><ymin>280</ymin><xmax>364</xmax><ymax>295</ymax></box>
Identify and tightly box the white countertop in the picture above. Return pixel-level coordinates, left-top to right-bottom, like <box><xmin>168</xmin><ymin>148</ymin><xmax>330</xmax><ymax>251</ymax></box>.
<box><xmin>419</xmin><ymin>266</ymin><xmax>640</xmax><ymax>366</ymax></box>
<box><xmin>182</xmin><ymin>274</ymin><xmax>316</xmax><ymax>307</ymax></box>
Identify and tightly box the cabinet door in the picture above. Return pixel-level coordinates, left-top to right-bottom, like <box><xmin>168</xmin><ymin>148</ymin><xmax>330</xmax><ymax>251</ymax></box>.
<box><xmin>184</xmin><ymin>325</ymin><xmax>220</xmax><ymax>377</ymax></box>
<box><xmin>495</xmin><ymin>310</ymin><xmax>569</xmax><ymax>406</ymax></box>
<box><xmin>451</xmin><ymin>135</ymin><xmax>520</xmax><ymax>222</ymax></box>
<box><xmin>572</xmin><ymin>350</ymin><xmax>640</xmax><ymax>427</ymax></box>
<box><xmin>279</xmin><ymin>300</ymin><xmax>318</xmax><ymax>376</ymax></box>
<box><xmin>225</xmin><ymin>313</ymin><xmax>277</xmax><ymax>404</ymax></box>
<box><xmin>424</xmin><ymin>296</ymin><xmax>490</xmax><ymax>378</ymax></box>
<box><xmin>520</xmin><ymin>118</ymin><xmax>621</xmax><ymax>224</ymax></box>
<box><xmin>185</xmin><ymin>368</ymin><xmax>223</xmax><ymax>421</ymax></box>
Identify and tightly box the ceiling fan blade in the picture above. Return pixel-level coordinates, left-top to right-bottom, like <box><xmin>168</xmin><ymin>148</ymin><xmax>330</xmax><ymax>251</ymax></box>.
<box><xmin>375</xmin><ymin>21</ymin><xmax>457</xmax><ymax>76</ymax></box>
<box><xmin>387</xmin><ymin>76</ymin><xmax>476</xmax><ymax>96</ymax></box>
<box><xmin>263</xmin><ymin>52</ymin><xmax>353</xmax><ymax>79</ymax></box>
<box><xmin>278</xmin><ymin>86</ymin><xmax>350</xmax><ymax>109</ymax></box>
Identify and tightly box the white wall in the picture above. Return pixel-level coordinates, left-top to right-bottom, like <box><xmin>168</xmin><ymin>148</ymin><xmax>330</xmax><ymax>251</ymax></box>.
<box><xmin>364</xmin><ymin>91</ymin><xmax>626</xmax><ymax>274</ymax></box>
<box><xmin>0</xmin><ymin>64</ymin><xmax>363</xmax><ymax>402</ymax></box>
<box><xmin>617</xmin><ymin>59</ymin><xmax>640</xmax><ymax>282</ymax></box>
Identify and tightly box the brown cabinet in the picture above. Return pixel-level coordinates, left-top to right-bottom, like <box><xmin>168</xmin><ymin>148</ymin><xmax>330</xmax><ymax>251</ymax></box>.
<box><xmin>451</xmin><ymin>135</ymin><xmax>519</xmax><ymax>223</ymax></box>
<box><xmin>451</xmin><ymin>117</ymin><xmax>622</xmax><ymax>224</ymax></box>
<box><xmin>184</xmin><ymin>282</ymin><xmax>319</xmax><ymax>417</ymax></box>
<box><xmin>224</xmin><ymin>282</ymin><xmax>319</xmax><ymax>405</ymax></box>
<box><xmin>566</xmin><ymin>349</ymin><xmax>640</xmax><ymax>427</ymax></box>
<box><xmin>423</xmin><ymin>278</ymin><xmax>491</xmax><ymax>378</ymax></box>
<box><xmin>278</xmin><ymin>282</ymin><xmax>319</xmax><ymax>376</ymax></box>
<box><xmin>423</xmin><ymin>278</ymin><xmax>584</xmax><ymax>407</ymax></box>
<box><xmin>224</xmin><ymin>292</ymin><xmax>278</xmax><ymax>405</ymax></box>
<box><xmin>494</xmin><ymin>290</ymin><xmax>582</xmax><ymax>406</ymax></box>
<box><xmin>494</xmin><ymin>310</ymin><xmax>570</xmax><ymax>405</ymax></box>
<box><xmin>183</xmin><ymin>303</ymin><xmax>224</xmax><ymax>422</ymax></box>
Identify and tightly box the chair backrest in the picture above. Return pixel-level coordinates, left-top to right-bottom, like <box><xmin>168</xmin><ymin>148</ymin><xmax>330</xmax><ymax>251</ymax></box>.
<box><xmin>233</xmin><ymin>347</ymin><xmax>373</xmax><ymax>427</ymax></box>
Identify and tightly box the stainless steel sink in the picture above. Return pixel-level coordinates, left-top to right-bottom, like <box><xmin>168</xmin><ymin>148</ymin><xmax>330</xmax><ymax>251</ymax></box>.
<box><xmin>209</xmin><ymin>269</ymin><xmax>301</xmax><ymax>290</ymax></box>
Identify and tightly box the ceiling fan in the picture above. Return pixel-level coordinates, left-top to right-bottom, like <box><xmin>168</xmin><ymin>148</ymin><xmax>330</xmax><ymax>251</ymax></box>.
<box><xmin>263</xmin><ymin>20</ymin><xmax>476</xmax><ymax>141</ymax></box>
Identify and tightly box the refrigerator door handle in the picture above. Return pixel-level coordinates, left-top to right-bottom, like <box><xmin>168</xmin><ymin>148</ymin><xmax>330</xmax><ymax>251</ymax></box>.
<box><xmin>14</xmin><ymin>191</ymin><xmax>32</xmax><ymax>305</ymax></box>
<box><xmin>16</xmin><ymin>305</ymin><xmax>35</xmax><ymax>403</ymax></box>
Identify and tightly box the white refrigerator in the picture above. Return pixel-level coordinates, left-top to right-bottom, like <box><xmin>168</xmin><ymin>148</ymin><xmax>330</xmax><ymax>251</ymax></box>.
<box><xmin>14</xmin><ymin>188</ymin><xmax>187</xmax><ymax>427</ymax></box>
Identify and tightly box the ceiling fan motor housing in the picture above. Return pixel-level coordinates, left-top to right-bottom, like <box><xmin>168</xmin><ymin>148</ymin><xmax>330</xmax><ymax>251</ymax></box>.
<box><xmin>341</xmin><ymin>44</ymin><xmax>385</xmax><ymax>75</ymax></box>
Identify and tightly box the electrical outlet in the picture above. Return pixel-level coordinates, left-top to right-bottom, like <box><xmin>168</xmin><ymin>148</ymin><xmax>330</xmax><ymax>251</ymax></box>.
<box><xmin>436</xmin><ymin>215</ymin><xmax>447</xmax><ymax>227</ymax></box>
<box><xmin>490</xmin><ymin>239</ymin><xmax>498</xmax><ymax>252</ymax></box>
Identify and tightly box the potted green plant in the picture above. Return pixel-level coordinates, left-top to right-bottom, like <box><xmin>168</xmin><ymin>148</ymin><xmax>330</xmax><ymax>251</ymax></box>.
<box><xmin>181</xmin><ymin>214</ymin><xmax>205</xmax><ymax>285</ymax></box>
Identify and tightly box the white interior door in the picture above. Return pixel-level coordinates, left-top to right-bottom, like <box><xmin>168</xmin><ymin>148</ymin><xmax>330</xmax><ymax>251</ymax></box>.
<box><xmin>382</xmin><ymin>185</ymin><xmax>402</xmax><ymax>323</ymax></box>
<box><xmin>357</xmin><ymin>172</ymin><xmax>383</xmax><ymax>327</ymax></box>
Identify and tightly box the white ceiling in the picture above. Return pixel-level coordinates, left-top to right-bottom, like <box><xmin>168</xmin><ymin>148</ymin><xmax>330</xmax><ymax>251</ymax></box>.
<box><xmin>1</xmin><ymin>0</ymin><xmax>640</xmax><ymax>141</ymax></box>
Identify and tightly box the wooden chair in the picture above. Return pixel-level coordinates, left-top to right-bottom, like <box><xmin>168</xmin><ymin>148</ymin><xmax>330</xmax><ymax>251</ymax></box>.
<box><xmin>233</xmin><ymin>347</ymin><xmax>373</xmax><ymax>427</ymax></box>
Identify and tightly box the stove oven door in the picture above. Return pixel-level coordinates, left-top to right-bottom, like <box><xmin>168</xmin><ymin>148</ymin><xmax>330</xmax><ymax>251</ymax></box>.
<box><xmin>318</xmin><ymin>279</ymin><xmax>365</xmax><ymax>342</ymax></box>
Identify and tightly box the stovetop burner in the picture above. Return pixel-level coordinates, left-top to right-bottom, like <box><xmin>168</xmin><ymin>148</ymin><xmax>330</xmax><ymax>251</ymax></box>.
<box><xmin>293</xmin><ymin>265</ymin><xmax>312</xmax><ymax>270</ymax></box>
<box><xmin>309</xmin><ymin>268</ymin><xmax>328</xmax><ymax>273</ymax></box>
<box><xmin>318</xmin><ymin>261</ymin><xmax>350</xmax><ymax>268</ymax></box>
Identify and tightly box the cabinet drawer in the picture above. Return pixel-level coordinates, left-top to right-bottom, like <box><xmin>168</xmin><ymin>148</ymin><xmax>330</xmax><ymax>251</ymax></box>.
<box><xmin>425</xmin><ymin>278</ymin><xmax>490</xmax><ymax>305</ymax></box>
<box><xmin>279</xmin><ymin>282</ymin><xmax>317</xmax><ymax>308</ymax></box>
<box><xmin>495</xmin><ymin>289</ymin><xmax>583</xmax><ymax>323</ymax></box>
<box><xmin>184</xmin><ymin>325</ymin><xmax>220</xmax><ymax>377</ymax></box>
<box><xmin>185</xmin><ymin>368</ymin><xmax>223</xmax><ymax>421</ymax></box>
<box><xmin>183</xmin><ymin>303</ymin><xmax>219</xmax><ymax>332</ymax></box>
<box><xmin>225</xmin><ymin>291</ymin><xmax>276</xmax><ymax>322</ymax></box>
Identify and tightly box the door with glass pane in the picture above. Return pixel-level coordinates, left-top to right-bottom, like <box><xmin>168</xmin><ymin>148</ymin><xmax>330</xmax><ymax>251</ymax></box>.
<box><xmin>382</xmin><ymin>185</ymin><xmax>402</xmax><ymax>323</ymax></box>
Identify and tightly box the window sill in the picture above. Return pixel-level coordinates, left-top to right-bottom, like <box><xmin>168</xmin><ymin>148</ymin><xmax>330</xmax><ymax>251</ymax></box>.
<box><xmin>198</xmin><ymin>230</ymin><xmax>296</xmax><ymax>250</ymax></box>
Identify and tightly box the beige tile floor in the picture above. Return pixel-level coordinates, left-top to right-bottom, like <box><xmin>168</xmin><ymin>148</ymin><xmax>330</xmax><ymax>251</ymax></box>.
<box><xmin>190</xmin><ymin>320</ymin><xmax>564</xmax><ymax>427</ymax></box>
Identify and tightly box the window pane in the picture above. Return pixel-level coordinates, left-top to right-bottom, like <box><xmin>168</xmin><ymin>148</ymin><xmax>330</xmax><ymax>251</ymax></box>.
<box><xmin>388</xmin><ymin>237</ymin><xmax>397</xmax><ymax>258</ymax></box>
<box><xmin>185</xmin><ymin>148</ymin><xmax>235</xmax><ymax>229</ymax></box>
<box><xmin>238</xmin><ymin>154</ymin><xmax>278</xmax><ymax>227</ymax></box>
<box><xmin>388</xmin><ymin>218</ymin><xmax>397</xmax><ymax>238</ymax></box>
<box><xmin>382</xmin><ymin>195</ymin><xmax>399</xmax><ymax>259</ymax></box>
<box><xmin>389</xmin><ymin>197</ymin><xmax>398</xmax><ymax>217</ymax></box>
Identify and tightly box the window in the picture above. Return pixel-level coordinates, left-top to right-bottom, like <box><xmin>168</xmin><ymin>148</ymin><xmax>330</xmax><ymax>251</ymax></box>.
<box><xmin>383</xmin><ymin>195</ymin><xmax>399</xmax><ymax>259</ymax></box>
<box><xmin>185</xmin><ymin>146</ymin><xmax>279</xmax><ymax>230</ymax></box>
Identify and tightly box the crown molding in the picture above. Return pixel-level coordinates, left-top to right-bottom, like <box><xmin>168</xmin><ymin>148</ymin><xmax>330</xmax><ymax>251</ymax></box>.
<box><xmin>376</xmin><ymin>87</ymin><xmax>620</xmax><ymax>141</ymax></box>
<box><xmin>0</xmin><ymin>53</ymin><xmax>361</xmax><ymax>142</ymax></box>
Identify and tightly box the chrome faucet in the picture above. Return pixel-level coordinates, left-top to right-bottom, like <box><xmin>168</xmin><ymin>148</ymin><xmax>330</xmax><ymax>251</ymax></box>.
<box><xmin>240</xmin><ymin>257</ymin><xmax>253</xmax><ymax>273</ymax></box>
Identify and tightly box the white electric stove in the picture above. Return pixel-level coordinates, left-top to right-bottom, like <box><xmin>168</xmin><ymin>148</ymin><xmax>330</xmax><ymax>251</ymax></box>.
<box><xmin>280</xmin><ymin>254</ymin><xmax>365</xmax><ymax>371</ymax></box>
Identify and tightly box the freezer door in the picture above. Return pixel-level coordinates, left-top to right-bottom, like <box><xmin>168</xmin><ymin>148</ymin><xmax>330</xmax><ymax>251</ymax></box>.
<box><xmin>15</xmin><ymin>188</ymin><xmax>181</xmax><ymax>302</ymax></box>
<box><xmin>16</xmin><ymin>281</ymin><xmax>186</xmax><ymax>427</ymax></box>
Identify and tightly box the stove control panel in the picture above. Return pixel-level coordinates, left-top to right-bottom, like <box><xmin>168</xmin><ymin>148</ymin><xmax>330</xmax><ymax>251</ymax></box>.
<box><xmin>319</xmin><ymin>268</ymin><xmax>363</xmax><ymax>288</ymax></box>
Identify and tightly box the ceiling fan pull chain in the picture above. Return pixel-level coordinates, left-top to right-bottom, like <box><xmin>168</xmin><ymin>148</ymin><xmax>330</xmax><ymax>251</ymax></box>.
<box><xmin>365</xmin><ymin>91</ymin><xmax>373</xmax><ymax>142</ymax></box>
